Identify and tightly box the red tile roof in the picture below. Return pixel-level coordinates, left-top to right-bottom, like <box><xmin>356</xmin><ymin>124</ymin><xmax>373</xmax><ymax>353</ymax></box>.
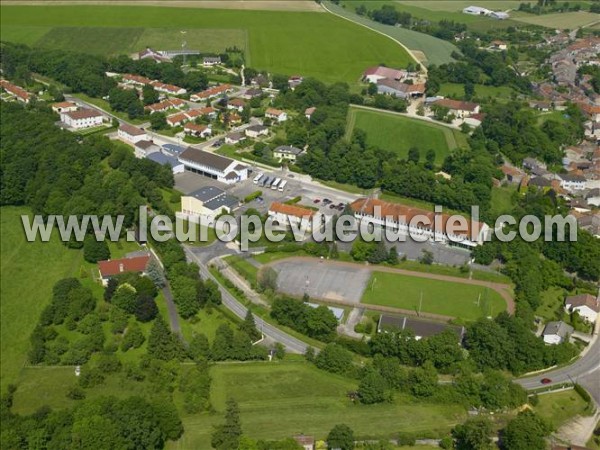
<box><xmin>269</xmin><ymin>202</ymin><xmax>315</xmax><ymax>219</ymax></box>
<box><xmin>98</xmin><ymin>255</ymin><xmax>150</xmax><ymax>278</ymax></box>
<box><xmin>433</xmin><ymin>98</ymin><xmax>479</xmax><ymax>112</ymax></box>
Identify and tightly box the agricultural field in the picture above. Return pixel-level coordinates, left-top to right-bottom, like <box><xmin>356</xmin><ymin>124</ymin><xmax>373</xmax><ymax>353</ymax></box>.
<box><xmin>0</xmin><ymin>5</ymin><xmax>413</xmax><ymax>84</ymax></box>
<box><xmin>0</xmin><ymin>206</ymin><xmax>82</xmax><ymax>391</ymax></box>
<box><xmin>171</xmin><ymin>361</ymin><xmax>466</xmax><ymax>448</ymax></box>
<box><xmin>362</xmin><ymin>271</ymin><xmax>507</xmax><ymax>320</ymax></box>
<box><xmin>328</xmin><ymin>1</ymin><xmax>458</xmax><ymax>66</ymax></box>
<box><xmin>347</xmin><ymin>107</ymin><xmax>469</xmax><ymax>163</ymax></box>
<box><xmin>511</xmin><ymin>10</ymin><xmax>600</xmax><ymax>29</ymax></box>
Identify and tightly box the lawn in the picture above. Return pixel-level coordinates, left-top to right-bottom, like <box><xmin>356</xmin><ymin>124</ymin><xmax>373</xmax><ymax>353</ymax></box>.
<box><xmin>327</xmin><ymin>1</ymin><xmax>458</xmax><ymax>66</ymax></box>
<box><xmin>348</xmin><ymin>107</ymin><xmax>469</xmax><ymax>163</ymax></box>
<box><xmin>0</xmin><ymin>5</ymin><xmax>413</xmax><ymax>85</ymax></box>
<box><xmin>490</xmin><ymin>185</ymin><xmax>517</xmax><ymax>219</ymax></box>
<box><xmin>533</xmin><ymin>389</ymin><xmax>593</xmax><ymax>429</ymax></box>
<box><xmin>362</xmin><ymin>272</ymin><xmax>507</xmax><ymax>320</ymax></box>
<box><xmin>170</xmin><ymin>361</ymin><xmax>466</xmax><ymax>448</ymax></box>
<box><xmin>536</xmin><ymin>287</ymin><xmax>567</xmax><ymax>321</ymax></box>
<box><xmin>439</xmin><ymin>82</ymin><xmax>516</xmax><ymax>101</ymax></box>
<box><xmin>0</xmin><ymin>206</ymin><xmax>82</xmax><ymax>391</ymax></box>
<box><xmin>225</xmin><ymin>255</ymin><xmax>259</xmax><ymax>286</ymax></box>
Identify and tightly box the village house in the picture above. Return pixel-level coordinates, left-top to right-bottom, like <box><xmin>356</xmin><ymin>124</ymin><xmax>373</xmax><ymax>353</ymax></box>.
<box><xmin>586</xmin><ymin>188</ymin><xmax>600</xmax><ymax>207</ymax></box>
<box><xmin>228</xmin><ymin>112</ymin><xmax>242</xmax><ymax>125</ymax></box>
<box><xmin>490</xmin><ymin>40</ymin><xmax>508</xmax><ymax>51</ymax></box>
<box><xmin>183</xmin><ymin>123</ymin><xmax>212</xmax><ymax>138</ymax></box>
<box><xmin>60</xmin><ymin>108</ymin><xmax>104</xmax><ymax>130</ymax></box>
<box><xmin>241</xmin><ymin>88</ymin><xmax>263</xmax><ymax>100</ymax></box>
<box><xmin>178</xmin><ymin>147</ymin><xmax>248</xmax><ymax>184</ymax></box>
<box><xmin>190</xmin><ymin>84</ymin><xmax>233</xmax><ymax>102</ymax></box>
<box><xmin>0</xmin><ymin>80</ymin><xmax>31</xmax><ymax>103</ymax></box>
<box><xmin>265</xmin><ymin>107</ymin><xmax>288</xmax><ymax>122</ymax></box>
<box><xmin>501</xmin><ymin>165</ymin><xmax>525</xmax><ymax>185</ymax></box>
<box><xmin>350</xmin><ymin>197</ymin><xmax>491</xmax><ymax>248</ymax></box>
<box><xmin>134</xmin><ymin>140</ymin><xmax>160</xmax><ymax>158</ymax></box>
<box><xmin>145</xmin><ymin>98</ymin><xmax>186</xmax><ymax>114</ymax></box>
<box><xmin>529</xmin><ymin>100</ymin><xmax>552</xmax><ymax>112</ymax></box>
<box><xmin>150</xmin><ymin>81</ymin><xmax>187</xmax><ymax>96</ymax></box>
<box><xmin>268</xmin><ymin>202</ymin><xmax>317</xmax><ymax>233</ymax></box>
<box><xmin>542</xmin><ymin>321</ymin><xmax>573</xmax><ymax>345</ymax></box>
<box><xmin>225</xmin><ymin>131</ymin><xmax>246</xmax><ymax>145</ymax></box>
<box><xmin>122</xmin><ymin>74</ymin><xmax>153</xmax><ymax>87</ymax></box>
<box><xmin>245</xmin><ymin>125</ymin><xmax>269</xmax><ymax>138</ymax></box>
<box><xmin>305</xmin><ymin>107</ymin><xmax>316</xmax><ymax>120</ymax></box>
<box><xmin>118</xmin><ymin>123</ymin><xmax>148</xmax><ymax>144</ymax></box>
<box><xmin>227</xmin><ymin>98</ymin><xmax>246</xmax><ymax>112</ymax></box>
<box><xmin>288</xmin><ymin>75</ymin><xmax>303</xmax><ymax>89</ymax></box>
<box><xmin>180</xmin><ymin>186</ymin><xmax>240</xmax><ymax>224</ymax></box>
<box><xmin>377</xmin><ymin>315</ymin><xmax>465</xmax><ymax>342</ymax></box>
<box><xmin>51</xmin><ymin>101</ymin><xmax>78</xmax><ymax>114</ymax></box>
<box><xmin>578</xmin><ymin>213</ymin><xmax>600</xmax><ymax>238</ymax></box>
<box><xmin>98</xmin><ymin>254</ymin><xmax>151</xmax><ymax>286</ymax></box>
<box><xmin>523</xmin><ymin>157</ymin><xmax>548</xmax><ymax>176</ymax></box>
<box><xmin>565</xmin><ymin>293</ymin><xmax>600</xmax><ymax>323</ymax></box>
<box><xmin>431</xmin><ymin>98</ymin><xmax>480</xmax><ymax>118</ymax></box>
<box><xmin>363</xmin><ymin>66</ymin><xmax>407</xmax><ymax>84</ymax></box>
<box><xmin>203</xmin><ymin>56</ymin><xmax>221</xmax><ymax>67</ymax></box>
<box><xmin>293</xmin><ymin>435</ymin><xmax>315</xmax><ymax>450</ymax></box>
<box><xmin>166</xmin><ymin>112</ymin><xmax>189</xmax><ymax>127</ymax></box>
<box><xmin>273</xmin><ymin>145</ymin><xmax>303</xmax><ymax>162</ymax></box>
<box><xmin>559</xmin><ymin>173</ymin><xmax>587</xmax><ymax>191</ymax></box>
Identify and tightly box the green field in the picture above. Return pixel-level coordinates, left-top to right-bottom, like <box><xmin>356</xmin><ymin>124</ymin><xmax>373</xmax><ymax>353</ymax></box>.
<box><xmin>511</xmin><ymin>10</ymin><xmax>600</xmax><ymax>29</ymax></box>
<box><xmin>328</xmin><ymin>1</ymin><xmax>458</xmax><ymax>66</ymax></box>
<box><xmin>439</xmin><ymin>82</ymin><xmax>515</xmax><ymax>100</ymax></box>
<box><xmin>362</xmin><ymin>272</ymin><xmax>507</xmax><ymax>320</ymax></box>
<box><xmin>171</xmin><ymin>362</ymin><xmax>466</xmax><ymax>448</ymax></box>
<box><xmin>533</xmin><ymin>389</ymin><xmax>593</xmax><ymax>429</ymax></box>
<box><xmin>0</xmin><ymin>207</ymin><xmax>83</xmax><ymax>390</ymax></box>
<box><xmin>347</xmin><ymin>107</ymin><xmax>469</xmax><ymax>163</ymax></box>
<box><xmin>0</xmin><ymin>5</ymin><xmax>413</xmax><ymax>84</ymax></box>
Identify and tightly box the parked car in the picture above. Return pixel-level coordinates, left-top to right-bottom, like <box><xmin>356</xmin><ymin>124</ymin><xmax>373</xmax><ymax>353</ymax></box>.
<box><xmin>329</xmin><ymin>204</ymin><xmax>337</xmax><ymax>209</ymax></box>
<box><xmin>540</xmin><ymin>378</ymin><xmax>552</xmax><ymax>384</ymax></box>
<box><xmin>323</xmin><ymin>198</ymin><xmax>331</xmax><ymax>204</ymax></box>
<box><xmin>313</xmin><ymin>199</ymin><xmax>321</xmax><ymax>204</ymax></box>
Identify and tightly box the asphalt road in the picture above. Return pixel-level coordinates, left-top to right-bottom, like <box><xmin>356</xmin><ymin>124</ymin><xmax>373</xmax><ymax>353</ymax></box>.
<box><xmin>184</xmin><ymin>245</ymin><xmax>310</xmax><ymax>354</ymax></box>
<box><xmin>516</xmin><ymin>326</ymin><xmax>600</xmax><ymax>404</ymax></box>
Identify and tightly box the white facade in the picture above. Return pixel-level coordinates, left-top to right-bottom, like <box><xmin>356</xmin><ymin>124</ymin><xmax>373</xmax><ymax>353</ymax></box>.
<box><xmin>569</xmin><ymin>305</ymin><xmax>598</xmax><ymax>323</ymax></box>
<box><xmin>560</xmin><ymin>176</ymin><xmax>587</xmax><ymax>191</ymax></box>
<box><xmin>245</xmin><ymin>126</ymin><xmax>269</xmax><ymax>139</ymax></box>
<box><xmin>60</xmin><ymin>110</ymin><xmax>104</xmax><ymax>130</ymax></box>
<box><xmin>178</xmin><ymin>149</ymin><xmax>249</xmax><ymax>185</ymax></box>
<box><xmin>543</xmin><ymin>334</ymin><xmax>563</xmax><ymax>345</ymax></box>
<box><xmin>118</xmin><ymin>126</ymin><xmax>148</xmax><ymax>144</ymax></box>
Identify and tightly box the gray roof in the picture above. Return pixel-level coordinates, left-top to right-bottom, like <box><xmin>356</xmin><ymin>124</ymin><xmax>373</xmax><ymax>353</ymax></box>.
<box><xmin>188</xmin><ymin>186</ymin><xmax>225</xmax><ymax>202</ymax></box>
<box><xmin>227</xmin><ymin>131</ymin><xmax>246</xmax><ymax>141</ymax></box>
<box><xmin>179</xmin><ymin>147</ymin><xmax>234</xmax><ymax>172</ymax></box>
<box><xmin>543</xmin><ymin>321</ymin><xmax>574</xmax><ymax>337</ymax></box>
<box><xmin>274</xmin><ymin>145</ymin><xmax>303</xmax><ymax>155</ymax></box>
<box><xmin>529</xmin><ymin>177</ymin><xmax>552</xmax><ymax>187</ymax></box>
<box><xmin>246</xmin><ymin>125</ymin><xmax>268</xmax><ymax>133</ymax></box>
<box><xmin>560</xmin><ymin>173</ymin><xmax>586</xmax><ymax>182</ymax></box>
<box><xmin>377</xmin><ymin>315</ymin><xmax>464</xmax><ymax>341</ymax></box>
<box><xmin>146</xmin><ymin>151</ymin><xmax>182</xmax><ymax>168</ymax></box>
<box><xmin>162</xmin><ymin>143</ymin><xmax>186</xmax><ymax>155</ymax></box>
<box><xmin>586</xmin><ymin>188</ymin><xmax>600</xmax><ymax>198</ymax></box>
<box><xmin>204</xmin><ymin>194</ymin><xmax>239</xmax><ymax>211</ymax></box>
<box><xmin>135</xmin><ymin>140</ymin><xmax>159</xmax><ymax>150</ymax></box>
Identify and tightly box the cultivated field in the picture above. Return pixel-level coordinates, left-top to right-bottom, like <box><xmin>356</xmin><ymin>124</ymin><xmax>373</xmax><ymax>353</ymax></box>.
<box><xmin>1</xmin><ymin>1</ymin><xmax>323</xmax><ymax>11</ymax></box>
<box><xmin>328</xmin><ymin>1</ymin><xmax>458</xmax><ymax>66</ymax></box>
<box><xmin>511</xmin><ymin>11</ymin><xmax>600</xmax><ymax>29</ymax></box>
<box><xmin>172</xmin><ymin>362</ymin><xmax>466</xmax><ymax>448</ymax></box>
<box><xmin>397</xmin><ymin>1</ymin><xmax>533</xmax><ymax>12</ymax></box>
<box><xmin>0</xmin><ymin>206</ymin><xmax>82</xmax><ymax>390</ymax></box>
<box><xmin>347</xmin><ymin>107</ymin><xmax>469</xmax><ymax>163</ymax></box>
<box><xmin>0</xmin><ymin>5</ymin><xmax>413</xmax><ymax>84</ymax></box>
<box><xmin>362</xmin><ymin>271</ymin><xmax>507</xmax><ymax>321</ymax></box>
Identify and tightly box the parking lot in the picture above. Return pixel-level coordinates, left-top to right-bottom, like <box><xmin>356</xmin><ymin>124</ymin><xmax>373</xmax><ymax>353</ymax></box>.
<box><xmin>272</xmin><ymin>259</ymin><xmax>371</xmax><ymax>303</ymax></box>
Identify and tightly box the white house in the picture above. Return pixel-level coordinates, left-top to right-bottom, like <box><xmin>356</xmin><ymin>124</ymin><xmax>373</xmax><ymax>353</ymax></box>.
<box><xmin>268</xmin><ymin>202</ymin><xmax>317</xmax><ymax>233</ymax></box>
<box><xmin>60</xmin><ymin>108</ymin><xmax>104</xmax><ymax>130</ymax></box>
<box><xmin>350</xmin><ymin>197</ymin><xmax>491</xmax><ymax>248</ymax></box>
<box><xmin>183</xmin><ymin>123</ymin><xmax>212</xmax><ymax>138</ymax></box>
<box><xmin>181</xmin><ymin>186</ymin><xmax>239</xmax><ymax>224</ymax></box>
<box><xmin>203</xmin><ymin>56</ymin><xmax>221</xmax><ymax>67</ymax></box>
<box><xmin>51</xmin><ymin>101</ymin><xmax>78</xmax><ymax>114</ymax></box>
<box><xmin>265</xmin><ymin>108</ymin><xmax>287</xmax><ymax>122</ymax></box>
<box><xmin>559</xmin><ymin>173</ymin><xmax>587</xmax><ymax>191</ymax></box>
<box><xmin>178</xmin><ymin>147</ymin><xmax>248</xmax><ymax>184</ymax></box>
<box><xmin>118</xmin><ymin>123</ymin><xmax>147</xmax><ymax>143</ymax></box>
<box><xmin>463</xmin><ymin>6</ymin><xmax>491</xmax><ymax>15</ymax></box>
<box><xmin>150</xmin><ymin>81</ymin><xmax>187</xmax><ymax>96</ymax></box>
<box><xmin>227</xmin><ymin>98</ymin><xmax>246</xmax><ymax>113</ymax></box>
<box><xmin>134</xmin><ymin>140</ymin><xmax>160</xmax><ymax>158</ymax></box>
<box><xmin>273</xmin><ymin>145</ymin><xmax>303</xmax><ymax>162</ymax></box>
<box><xmin>362</xmin><ymin>66</ymin><xmax>407</xmax><ymax>84</ymax></box>
<box><xmin>565</xmin><ymin>293</ymin><xmax>600</xmax><ymax>323</ymax></box>
<box><xmin>431</xmin><ymin>98</ymin><xmax>480</xmax><ymax>118</ymax></box>
<box><xmin>225</xmin><ymin>131</ymin><xmax>246</xmax><ymax>145</ymax></box>
<box><xmin>293</xmin><ymin>435</ymin><xmax>315</xmax><ymax>450</ymax></box>
<box><xmin>245</xmin><ymin>125</ymin><xmax>269</xmax><ymax>139</ymax></box>
<box><xmin>542</xmin><ymin>321</ymin><xmax>574</xmax><ymax>345</ymax></box>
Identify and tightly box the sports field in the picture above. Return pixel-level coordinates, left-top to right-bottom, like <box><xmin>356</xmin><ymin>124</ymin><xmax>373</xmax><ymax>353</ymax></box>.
<box><xmin>328</xmin><ymin>1</ymin><xmax>458</xmax><ymax>66</ymax></box>
<box><xmin>0</xmin><ymin>5</ymin><xmax>413</xmax><ymax>84</ymax></box>
<box><xmin>172</xmin><ymin>362</ymin><xmax>466</xmax><ymax>448</ymax></box>
<box><xmin>0</xmin><ymin>207</ymin><xmax>82</xmax><ymax>390</ymax></box>
<box><xmin>347</xmin><ymin>107</ymin><xmax>469</xmax><ymax>163</ymax></box>
<box><xmin>362</xmin><ymin>271</ymin><xmax>507</xmax><ymax>320</ymax></box>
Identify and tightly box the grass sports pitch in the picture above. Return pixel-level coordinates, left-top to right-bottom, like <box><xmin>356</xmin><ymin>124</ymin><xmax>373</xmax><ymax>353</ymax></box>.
<box><xmin>0</xmin><ymin>5</ymin><xmax>413</xmax><ymax>84</ymax></box>
<box><xmin>362</xmin><ymin>271</ymin><xmax>507</xmax><ymax>321</ymax></box>
<box><xmin>346</xmin><ymin>107</ymin><xmax>469</xmax><ymax>164</ymax></box>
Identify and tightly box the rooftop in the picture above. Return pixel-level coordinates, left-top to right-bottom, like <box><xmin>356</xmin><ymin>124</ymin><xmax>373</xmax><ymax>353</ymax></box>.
<box><xmin>179</xmin><ymin>147</ymin><xmax>235</xmax><ymax>172</ymax></box>
<box><xmin>269</xmin><ymin>202</ymin><xmax>315</xmax><ymax>219</ymax></box>
<box><xmin>98</xmin><ymin>254</ymin><xmax>151</xmax><ymax>278</ymax></box>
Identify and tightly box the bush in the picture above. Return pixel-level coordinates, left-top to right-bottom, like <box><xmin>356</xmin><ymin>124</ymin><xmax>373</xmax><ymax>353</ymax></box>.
<box><xmin>574</xmin><ymin>383</ymin><xmax>591</xmax><ymax>403</ymax></box>
<box><xmin>66</xmin><ymin>385</ymin><xmax>86</xmax><ymax>400</ymax></box>
<box><xmin>244</xmin><ymin>190</ymin><xmax>262</xmax><ymax>203</ymax></box>
<box><xmin>397</xmin><ymin>432</ymin><xmax>416</xmax><ymax>446</ymax></box>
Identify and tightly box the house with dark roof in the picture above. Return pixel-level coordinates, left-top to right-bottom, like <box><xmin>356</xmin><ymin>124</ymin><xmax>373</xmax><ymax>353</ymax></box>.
<box><xmin>178</xmin><ymin>147</ymin><xmax>248</xmax><ymax>184</ymax></box>
<box><xmin>542</xmin><ymin>321</ymin><xmax>573</xmax><ymax>345</ymax></box>
<box><xmin>377</xmin><ymin>315</ymin><xmax>465</xmax><ymax>342</ymax></box>
<box><xmin>245</xmin><ymin>125</ymin><xmax>269</xmax><ymax>138</ymax></box>
<box><xmin>134</xmin><ymin>140</ymin><xmax>160</xmax><ymax>158</ymax></box>
<box><xmin>559</xmin><ymin>173</ymin><xmax>587</xmax><ymax>191</ymax></box>
<box><xmin>225</xmin><ymin>131</ymin><xmax>246</xmax><ymax>145</ymax></box>
<box><xmin>118</xmin><ymin>123</ymin><xmax>147</xmax><ymax>144</ymax></box>
<box><xmin>273</xmin><ymin>145</ymin><xmax>303</xmax><ymax>162</ymax></box>
<box><xmin>147</xmin><ymin>151</ymin><xmax>185</xmax><ymax>174</ymax></box>
<box><xmin>565</xmin><ymin>293</ymin><xmax>600</xmax><ymax>323</ymax></box>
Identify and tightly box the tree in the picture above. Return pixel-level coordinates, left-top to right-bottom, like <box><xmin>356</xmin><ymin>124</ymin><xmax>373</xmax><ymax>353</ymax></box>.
<box><xmin>142</xmin><ymin>85</ymin><xmax>159</xmax><ymax>105</ymax></box>
<box><xmin>240</xmin><ymin>310</ymin><xmax>261</xmax><ymax>342</ymax></box>
<box><xmin>502</xmin><ymin>411</ymin><xmax>550</xmax><ymax>450</ymax></box>
<box><xmin>83</xmin><ymin>234</ymin><xmax>110</xmax><ymax>263</ymax></box>
<box><xmin>104</xmin><ymin>278</ymin><xmax>119</xmax><ymax>301</ymax></box>
<box><xmin>171</xmin><ymin>276</ymin><xmax>199</xmax><ymax>319</ymax></box>
<box><xmin>409</xmin><ymin>361</ymin><xmax>438</xmax><ymax>397</ymax></box>
<box><xmin>147</xmin><ymin>316</ymin><xmax>185</xmax><ymax>361</ymax></box>
<box><xmin>146</xmin><ymin>258</ymin><xmax>166</xmax><ymax>288</ymax></box>
<box><xmin>387</xmin><ymin>247</ymin><xmax>399</xmax><ymax>265</ymax></box>
<box><xmin>150</xmin><ymin>112</ymin><xmax>168</xmax><ymax>130</ymax></box>
<box><xmin>408</xmin><ymin>147</ymin><xmax>420</xmax><ymax>164</ymax></box>
<box><xmin>211</xmin><ymin>398</ymin><xmax>243</xmax><ymax>450</ymax></box>
<box><xmin>453</xmin><ymin>416</ymin><xmax>494</xmax><ymax>450</ymax></box>
<box><xmin>135</xmin><ymin>295</ymin><xmax>158</xmax><ymax>322</ymax></box>
<box><xmin>425</xmin><ymin>149</ymin><xmax>436</xmax><ymax>170</ymax></box>
<box><xmin>327</xmin><ymin>424</ymin><xmax>354</xmax><ymax>450</ymax></box>
<box><xmin>358</xmin><ymin>367</ymin><xmax>388</xmax><ymax>404</ymax></box>
<box><xmin>419</xmin><ymin>249</ymin><xmax>434</xmax><ymax>265</ymax></box>
<box><xmin>464</xmin><ymin>80</ymin><xmax>475</xmax><ymax>100</ymax></box>
<box><xmin>211</xmin><ymin>324</ymin><xmax>234</xmax><ymax>361</ymax></box>
<box><xmin>188</xmin><ymin>333</ymin><xmax>210</xmax><ymax>361</ymax></box>
<box><xmin>111</xmin><ymin>284</ymin><xmax>138</xmax><ymax>314</ymax></box>
<box><xmin>121</xmin><ymin>322</ymin><xmax>145</xmax><ymax>351</ymax></box>
<box><xmin>367</xmin><ymin>83</ymin><xmax>378</xmax><ymax>95</ymax></box>
<box><xmin>257</xmin><ymin>267</ymin><xmax>278</xmax><ymax>292</ymax></box>
<box><xmin>315</xmin><ymin>343</ymin><xmax>353</xmax><ymax>375</ymax></box>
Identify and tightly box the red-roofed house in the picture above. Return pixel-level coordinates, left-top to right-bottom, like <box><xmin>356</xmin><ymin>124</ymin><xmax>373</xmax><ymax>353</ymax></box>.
<box><xmin>432</xmin><ymin>98</ymin><xmax>480</xmax><ymax>118</ymax></box>
<box><xmin>122</xmin><ymin>74</ymin><xmax>153</xmax><ymax>86</ymax></box>
<box><xmin>60</xmin><ymin>108</ymin><xmax>104</xmax><ymax>130</ymax></box>
<box><xmin>1</xmin><ymin>80</ymin><xmax>32</xmax><ymax>103</ymax></box>
<box><xmin>305</xmin><ymin>107</ymin><xmax>316</xmax><ymax>120</ymax></box>
<box><xmin>184</xmin><ymin>123</ymin><xmax>212</xmax><ymax>138</ymax></box>
<box><xmin>118</xmin><ymin>123</ymin><xmax>148</xmax><ymax>144</ymax></box>
<box><xmin>150</xmin><ymin>81</ymin><xmax>187</xmax><ymax>96</ymax></box>
<box><xmin>190</xmin><ymin>84</ymin><xmax>233</xmax><ymax>102</ymax></box>
<box><xmin>98</xmin><ymin>254</ymin><xmax>151</xmax><ymax>285</ymax></box>
<box><xmin>265</xmin><ymin>107</ymin><xmax>287</xmax><ymax>122</ymax></box>
<box><xmin>268</xmin><ymin>202</ymin><xmax>317</xmax><ymax>233</ymax></box>
<box><xmin>52</xmin><ymin>101</ymin><xmax>78</xmax><ymax>113</ymax></box>
<box><xmin>565</xmin><ymin>293</ymin><xmax>600</xmax><ymax>323</ymax></box>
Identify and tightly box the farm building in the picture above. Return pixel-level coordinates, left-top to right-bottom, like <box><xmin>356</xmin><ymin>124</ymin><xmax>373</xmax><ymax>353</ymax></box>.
<box><xmin>431</xmin><ymin>98</ymin><xmax>480</xmax><ymax>118</ymax></box>
<box><xmin>565</xmin><ymin>294</ymin><xmax>600</xmax><ymax>323</ymax></box>
<box><xmin>0</xmin><ymin>80</ymin><xmax>31</xmax><ymax>103</ymax></box>
<box><xmin>377</xmin><ymin>315</ymin><xmax>465</xmax><ymax>342</ymax></box>
<box><xmin>60</xmin><ymin>108</ymin><xmax>104</xmax><ymax>130</ymax></box>
<box><xmin>203</xmin><ymin>56</ymin><xmax>221</xmax><ymax>66</ymax></box>
<box><xmin>363</xmin><ymin>66</ymin><xmax>407</xmax><ymax>84</ymax></box>
<box><xmin>377</xmin><ymin>79</ymin><xmax>425</xmax><ymax>98</ymax></box>
<box><xmin>178</xmin><ymin>147</ymin><xmax>248</xmax><ymax>184</ymax></box>
<box><xmin>462</xmin><ymin>6</ymin><xmax>491</xmax><ymax>15</ymax></box>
